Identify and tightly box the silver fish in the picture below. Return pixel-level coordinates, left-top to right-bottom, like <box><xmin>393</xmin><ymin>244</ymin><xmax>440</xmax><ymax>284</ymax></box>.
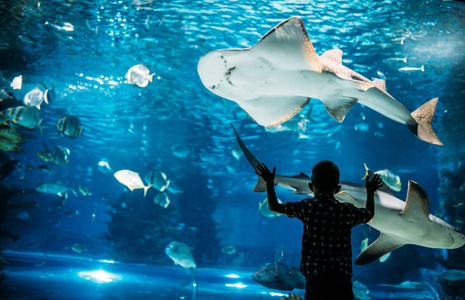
<box><xmin>125</xmin><ymin>64</ymin><xmax>154</xmax><ymax>88</ymax></box>
<box><xmin>35</xmin><ymin>182</ymin><xmax>71</xmax><ymax>196</ymax></box>
<box><xmin>165</xmin><ymin>241</ymin><xmax>196</xmax><ymax>269</ymax></box>
<box><xmin>114</xmin><ymin>169</ymin><xmax>151</xmax><ymax>196</ymax></box>
<box><xmin>50</xmin><ymin>146</ymin><xmax>70</xmax><ymax>166</ymax></box>
<box><xmin>153</xmin><ymin>192</ymin><xmax>170</xmax><ymax>208</ymax></box>
<box><xmin>144</xmin><ymin>170</ymin><xmax>170</xmax><ymax>192</ymax></box>
<box><xmin>42</xmin><ymin>82</ymin><xmax>55</xmax><ymax>105</ymax></box>
<box><xmin>23</xmin><ymin>86</ymin><xmax>45</xmax><ymax>109</ymax></box>
<box><xmin>57</xmin><ymin>115</ymin><xmax>83</xmax><ymax>138</ymax></box>
<box><xmin>363</xmin><ymin>163</ymin><xmax>401</xmax><ymax>192</ymax></box>
<box><xmin>3</xmin><ymin>106</ymin><xmax>41</xmax><ymax>129</ymax></box>
<box><xmin>398</xmin><ymin>66</ymin><xmax>424</xmax><ymax>72</ymax></box>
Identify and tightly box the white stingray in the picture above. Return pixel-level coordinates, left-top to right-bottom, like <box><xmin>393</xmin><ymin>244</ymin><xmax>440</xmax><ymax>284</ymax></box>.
<box><xmin>199</xmin><ymin>17</ymin><xmax>442</xmax><ymax>145</ymax></box>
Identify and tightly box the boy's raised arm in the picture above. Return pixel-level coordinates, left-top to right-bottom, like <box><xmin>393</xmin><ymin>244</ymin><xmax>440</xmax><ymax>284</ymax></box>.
<box><xmin>365</xmin><ymin>173</ymin><xmax>383</xmax><ymax>218</ymax></box>
<box><xmin>255</xmin><ymin>163</ymin><xmax>286</xmax><ymax>214</ymax></box>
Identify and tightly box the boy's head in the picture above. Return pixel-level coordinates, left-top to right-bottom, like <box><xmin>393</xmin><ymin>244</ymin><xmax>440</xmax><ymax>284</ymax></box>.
<box><xmin>310</xmin><ymin>160</ymin><xmax>341</xmax><ymax>194</ymax></box>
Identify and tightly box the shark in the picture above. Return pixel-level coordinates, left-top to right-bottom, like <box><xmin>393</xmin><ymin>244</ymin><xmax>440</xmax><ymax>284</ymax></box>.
<box><xmin>232</xmin><ymin>126</ymin><xmax>465</xmax><ymax>264</ymax></box>
<box><xmin>199</xmin><ymin>17</ymin><xmax>442</xmax><ymax>146</ymax></box>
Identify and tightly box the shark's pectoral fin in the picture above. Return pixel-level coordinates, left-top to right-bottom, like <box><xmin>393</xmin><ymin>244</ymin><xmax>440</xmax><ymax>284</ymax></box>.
<box><xmin>255</xmin><ymin>16</ymin><xmax>321</xmax><ymax>73</ymax></box>
<box><xmin>240</xmin><ymin>96</ymin><xmax>311</xmax><ymax>127</ymax></box>
<box><xmin>399</xmin><ymin>180</ymin><xmax>430</xmax><ymax>221</ymax></box>
<box><xmin>321</xmin><ymin>96</ymin><xmax>358</xmax><ymax>122</ymax></box>
<box><xmin>335</xmin><ymin>191</ymin><xmax>358</xmax><ymax>204</ymax></box>
<box><xmin>355</xmin><ymin>234</ymin><xmax>404</xmax><ymax>265</ymax></box>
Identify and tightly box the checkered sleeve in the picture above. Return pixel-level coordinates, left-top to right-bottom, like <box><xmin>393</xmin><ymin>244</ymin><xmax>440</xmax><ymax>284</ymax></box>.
<box><xmin>346</xmin><ymin>204</ymin><xmax>373</xmax><ymax>226</ymax></box>
<box><xmin>285</xmin><ymin>201</ymin><xmax>303</xmax><ymax>219</ymax></box>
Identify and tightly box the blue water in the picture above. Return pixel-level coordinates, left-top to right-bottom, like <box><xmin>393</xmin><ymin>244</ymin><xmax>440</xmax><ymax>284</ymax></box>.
<box><xmin>0</xmin><ymin>0</ymin><xmax>464</xmax><ymax>299</ymax></box>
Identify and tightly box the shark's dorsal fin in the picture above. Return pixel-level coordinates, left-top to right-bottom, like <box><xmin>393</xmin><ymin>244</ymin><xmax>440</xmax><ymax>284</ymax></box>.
<box><xmin>292</xmin><ymin>172</ymin><xmax>310</xmax><ymax>179</ymax></box>
<box><xmin>255</xmin><ymin>16</ymin><xmax>321</xmax><ymax>73</ymax></box>
<box><xmin>320</xmin><ymin>49</ymin><xmax>343</xmax><ymax>65</ymax></box>
<box><xmin>400</xmin><ymin>180</ymin><xmax>430</xmax><ymax>220</ymax></box>
<box><xmin>373</xmin><ymin>79</ymin><xmax>387</xmax><ymax>92</ymax></box>
<box><xmin>355</xmin><ymin>233</ymin><xmax>404</xmax><ymax>265</ymax></box>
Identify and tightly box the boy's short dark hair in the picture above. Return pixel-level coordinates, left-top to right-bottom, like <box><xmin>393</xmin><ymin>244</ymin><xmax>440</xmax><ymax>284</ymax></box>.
<box><xmin>311</xmin><ymin>160</ymin><xmax>340</xmax><ymax>192</ymax></box>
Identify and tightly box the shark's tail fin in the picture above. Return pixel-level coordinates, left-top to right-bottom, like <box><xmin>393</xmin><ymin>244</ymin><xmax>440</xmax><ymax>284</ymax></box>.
<box><xmin>408</xmin><ymin>98</ymin><xmax>443</xmax><ymax>146</ymax></box>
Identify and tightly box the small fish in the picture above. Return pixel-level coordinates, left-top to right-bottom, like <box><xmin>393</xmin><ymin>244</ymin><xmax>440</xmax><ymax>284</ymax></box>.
<box><xmin>78</xmin><ymin>186</ymin><xmax>92</xmax><ymax>196</ymax></box>
<box><xmin>125</xmin><ymin>64</ymin><xmax>154</xmax><ymax>87</ymax></box>
<box><xmin>66</xmin><ymin>210</ymin><xmax>79</xmax><ymax>216</ymax></box>
<box><xmin>438</xmin><ymin>269</ymin><xmax>465</xmax><ymax>282</ymax></box>
<box><xmin>37</xmin><ymin>150</ymin><xmax>52</xmax><ymax>162</ymax></box>
<box><xmin>165</xmin><ymin>241</ymin><xmax>196</xmax><ymax>270</ymax></box>
<box><xmin>97</xmin><ymin>159</ymin><xmax>112</xmax><ymax>173</ymax></box>
<box><xmin>114</xmin><ymin>170</ymin><xmax>151</xmax><ymax>196</ymax></box>
<box><xmin>57</xmin><ymin>115</ymin><xmax>83</xmax><ymax>138</ymax></box>
<box><xmin>221</xmin><ymin>245</ymin><xmax>237</xmax><ymax>255</ymax></box>
<box><xmin>38</xmin><ymin>146</ymin><xmax>70</xmax><ymax>166</ymax></box>
<box><xmin>23</xmin><ymin>86</ymin><xmax>45</xmax><ymax>109</ymax></box>
<box><xmin>171</xmin><ymin>144</ymin><xmax>190</xmax><ymax>158</ymax></box>
<box><xmin>0</xmin><ymin>128</ymin><xmax>23</xmax><ymax>144</ymax></box>
<box><xmin>71</xmin><ymin>243</ymin><xmax>87</xmax><ymax>254</ymax></box>
<box><xmin>10</xmin><ymin>75</ymin><xmax>22</xmax><ymax>90</ymax></box>
<box><xmin>0</xmin><ymin>137</ymin><xmax>20</xmax><ymax>152</ymax></box>
<box><xmin>52</xmin><ymin>146</ymin><xmax>71</xmax><ymax>166</ymax></box>
<box><xmin>231</xmin><ymin>146</ymin><xmax>243</xmax><ymax>161</ymax></box>
<box><xmin>258</xmin><ymin>197</ymin><xmax>283</xmax><ymax>218</ymax></box>
<box><xmin>42</xmin><ymin>82</ymin><xmax>55</xmax><ymax>105</ymax></box>
<box><xmin>362</xmin><ymin>163</ymin><xmax>401</xmax><ymax>192</ymax></box>
<box><xmin>353</xmin><ymin>281</ymin><xmax>371</xmax><ymax>300</ymax></box>
<box><xmin>38</xmin><ymin>164</ymin><xmax>51</xmax><ymax>173</ymax></box>
<box><xmin>16</xmin><ymin>211</ymin><xmax>30</xmax><ymax>221</ymax></box>
<box><xmin>144</xmin><ymin>170</ymin><xmax>170</xmax><ymax>192</ymax></box>
<box><xmin>398</xmin><ymin>65</ymin><xmax>424</xmax><ymax>72</ymax></box>
<box><xmin>153</xmin><ymin>192</ymin><xmax>170</xmax><ymax>208</ymax></box>
<box><xmin>376</xmin><ymin>71</ymin><xmax>386</xmax><ymax>79</ymax></box>
<box><xmin>0</xmin><ymin>88</ymin><xmax>16</xmax><ymax>103</ymax></box>
<box><xmin>354</xmin><ymin>122</ymin><xmax>370</xmax><ymax>132</ymax></box>
<box><xmin>35</xmin><ymin>182</ymin><xmax>71</xmax><ymax>196</ymax></box>
<box><xmin>384</xmin><ymin>57</ymin><xmax>408</xmax><ymax>63</ymax></box>
<box><xmin>3</xmin><ymin>106</ymin><xmax>41</xmax><ymax>129</ymax></box>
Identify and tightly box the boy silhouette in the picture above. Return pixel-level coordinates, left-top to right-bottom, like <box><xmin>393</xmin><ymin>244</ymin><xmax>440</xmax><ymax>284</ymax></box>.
<box><xmin>255</xmin><ymin>161</ymin><xmax>382</xmax><ymax>300</ymax></box>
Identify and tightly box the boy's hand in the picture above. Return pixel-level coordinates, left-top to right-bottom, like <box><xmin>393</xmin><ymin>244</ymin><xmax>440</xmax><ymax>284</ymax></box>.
<box><xmin>366</xmin><ymin>173</ymin><xmax>383</xmax><ymax>193</ymax></box>
<box><xmin>255</xmin><ymin>163</ymin><xmax>276</xmax><ymax>185</ymax></box>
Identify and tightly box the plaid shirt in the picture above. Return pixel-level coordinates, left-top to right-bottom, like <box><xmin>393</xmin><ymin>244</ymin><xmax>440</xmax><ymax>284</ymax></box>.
<box><xmin>285</xmin><ymin>194</ymin><xmax>372</xmax><ymax>277</ymax></box>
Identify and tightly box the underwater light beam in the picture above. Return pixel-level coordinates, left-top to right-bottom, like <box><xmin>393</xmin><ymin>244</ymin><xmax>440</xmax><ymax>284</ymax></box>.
<box><xmin>77</xmin><ymin>269</ymin><xmax>122</xmax><ymax>283</ymax></box>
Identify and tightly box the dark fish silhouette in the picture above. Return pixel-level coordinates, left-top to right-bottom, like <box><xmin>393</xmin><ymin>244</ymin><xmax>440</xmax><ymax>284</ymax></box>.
<box><xmin>252</xmin><ymin>262</ymin><xmax>305</xmax><ymax>291</ymax></box>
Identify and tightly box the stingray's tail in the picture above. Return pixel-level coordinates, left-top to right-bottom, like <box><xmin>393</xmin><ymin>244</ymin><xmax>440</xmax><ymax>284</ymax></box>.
<box><xmin>408</xmin><ymin>98</ymin><xmax>443</xmax><ymax>146</ymax></box>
